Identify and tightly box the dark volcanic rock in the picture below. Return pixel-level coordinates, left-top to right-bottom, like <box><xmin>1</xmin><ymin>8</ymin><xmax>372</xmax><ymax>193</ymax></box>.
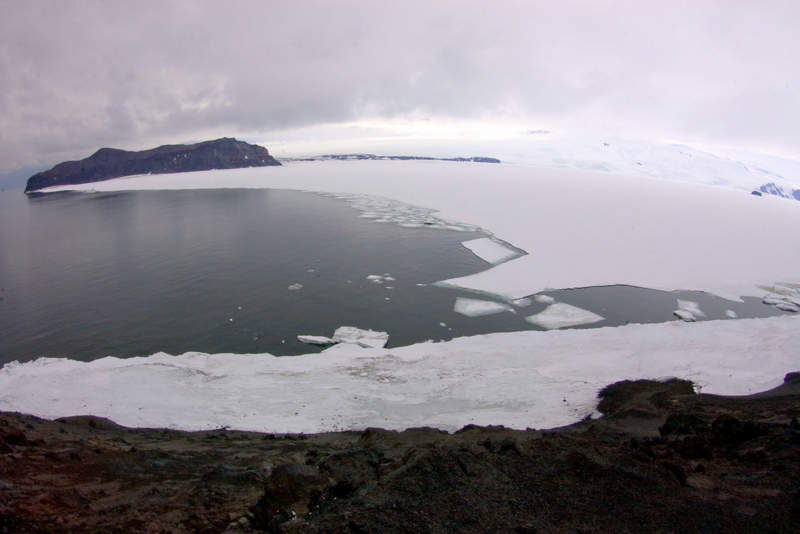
<box><xmin>24</xmin><ymin>137</ymin><xmax>281</xmax><ymax>193</ymax></box>
<box><xmin>1</xmin><ymin>373</ymin><xmax>799</xmax><ymax>533</ymax></box>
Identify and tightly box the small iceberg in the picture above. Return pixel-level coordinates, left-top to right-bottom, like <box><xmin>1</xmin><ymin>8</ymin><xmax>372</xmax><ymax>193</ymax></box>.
<box><xmin>454</xmin><ymin>297</ymin><xmax>515</xmax><ymax>317</ymax></box>
<box><xmin>332</xmin><ymin>326</ymin><xmax>389</xmax><ymax>349</ymax></box>
<box><xmin>288</xmin><ymin>283</ymin><xmax>303</xmax><ymax>290</ymax></box>
<box><xmin>534</xmin><ymin>294</ymin><xmax>556</xmax><ymax>304</ymax></box>
<box><xmin>461</xmin><ymin>237</ymin><xmax>520</xmax><ymax>265</ymax></box>
<box><xmin>762</xmin><ymin>293</ymin><xmax>800</xmax><ymax>312</ymax></box>
<box><xmin>297</xmin><ymin>335</ymin><xmax>335</xmax><ymax>346</ymax></box>
<box><xmin>525</xmin><ymin>303</ymin><xmax>604</xmax><ymax>330</ymax></box>
<box><xmin>677</xmin><ymin>299</ymin><xmax>706</xmax><ymax>318</ymax></box>
<box><xmin>673</xmin><ymin>309</ymin><xmax>696</xmax><ymax>322</ymax></box>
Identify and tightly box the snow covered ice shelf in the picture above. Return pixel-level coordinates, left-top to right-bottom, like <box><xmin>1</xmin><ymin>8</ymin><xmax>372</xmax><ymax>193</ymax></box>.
<box><xmin>2</xmin><ymin>315</ymin><xmax>799</xmax><ymax>433</ymax></box>
<box><xmin>461</xmin><ymin>237</ymin><xmax>520</xmax><ymax>265</ymax></box>
<box><xmin>45</xmin><ymin>159</ymin><xmax>800</xmax><ymax>302</ymax></box>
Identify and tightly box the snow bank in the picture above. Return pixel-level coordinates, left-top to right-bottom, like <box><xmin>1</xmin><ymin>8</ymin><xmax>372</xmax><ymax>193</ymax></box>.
<box><xmin>2</xmin><ymin>315</ymin><xmax>798</xmax><ymax>433</ymax></box>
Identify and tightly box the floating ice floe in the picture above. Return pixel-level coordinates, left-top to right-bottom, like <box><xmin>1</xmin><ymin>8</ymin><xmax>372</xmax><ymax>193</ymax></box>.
<box><xmin>297</xmin><ymin>335</ymin><xmax>335</xmax><ymax>346</ymax></box>
<box><xmin>513</xmin><ymin>297</ymin><xmax>532</xmax><ymax>307</ymax></box>
<box><xmin>332</xmin><ymin>326</ymin><xmax>389</xmax><ymax>349</ymax></box>
<box><xmin>677</xmin><ymin>299</ymin><xmax>707</xmax><ymax>318</ymax></box>
<box><xmin>762</xmin><ymin>292</ymin><xmax>800</xmax><ymax>312</ymax></box>
<box><xmin>461</xmin><ymin>237</ymin><xmax>520</xmax><ymax>265</ymax></box>
<box><xmin>525</xmin><ymin>303</ymin><xmax>605</xmax><ymax>330</ymax></box>
<box><xmin>319</xmin><ymin>192</ymin><xmax>481</xmax><ymax>233</ymax></box>
<box><xmin>288</xmin><ymin>283</ymin><xmax>303</xmax><ymax>290</ymax></box>
<box><xmin>534</xmin><ymin>294</ymin><xmax>556</xmax><ymax>304</ymax></box>
<box><xmin>454</xmin><ymin>297</ymin><xmax>515</xmax><ymax>317</ymax></box>
<box><xmin>725</xmin><ymin>310</ymin><xmax>738</xmax><ymax>318</ymax></box>
<box><xmin>673</xmin><ymin>309</ymin><xmax>696</xmax><ymax>322</ymax></box>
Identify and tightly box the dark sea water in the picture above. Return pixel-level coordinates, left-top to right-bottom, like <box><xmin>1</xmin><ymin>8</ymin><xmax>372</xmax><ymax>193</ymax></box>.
<box><xmin>0</xmin><ymin>187</ymin><xmax>789</xmax><ymax>366</ymax></box>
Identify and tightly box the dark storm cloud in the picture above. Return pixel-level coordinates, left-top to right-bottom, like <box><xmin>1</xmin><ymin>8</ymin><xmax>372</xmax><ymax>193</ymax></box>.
<box><xmin>1</xmin><ymin>0</ymin><xmax>798</xmax><ymax>171</ymax></box>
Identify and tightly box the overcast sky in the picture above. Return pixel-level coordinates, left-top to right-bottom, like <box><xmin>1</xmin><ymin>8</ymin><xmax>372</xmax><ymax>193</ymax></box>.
<box><xmin>1</xmin><ymin>0</ymin><xmax>798</xmax><ymax>173</ymax></box>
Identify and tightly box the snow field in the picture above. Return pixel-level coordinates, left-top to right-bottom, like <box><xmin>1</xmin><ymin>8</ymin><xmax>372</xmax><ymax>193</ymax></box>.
<box><xmin>1</xmin><ymin>315</ymin><xmax>798</xmax><ymax>433</ymax></box>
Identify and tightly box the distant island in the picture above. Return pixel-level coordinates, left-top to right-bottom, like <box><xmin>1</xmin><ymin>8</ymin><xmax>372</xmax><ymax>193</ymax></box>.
<box><xmin>24</xmin><ymin>138</ymin><xmax>281</xmax><ymax>193</ymax></box>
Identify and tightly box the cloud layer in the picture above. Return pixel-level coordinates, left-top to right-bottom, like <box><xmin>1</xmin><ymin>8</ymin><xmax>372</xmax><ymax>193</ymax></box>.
<box><xmin>1</xmin><ymin>0</ymin><xmax>798</xmax><ymax>171</ymax></box>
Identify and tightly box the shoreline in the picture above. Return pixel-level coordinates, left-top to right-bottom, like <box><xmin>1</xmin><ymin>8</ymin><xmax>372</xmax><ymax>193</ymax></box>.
<box><xmin>2</xmin><ymin>372</ymin><xmax>798</xmax><ymax>532</ymax></box>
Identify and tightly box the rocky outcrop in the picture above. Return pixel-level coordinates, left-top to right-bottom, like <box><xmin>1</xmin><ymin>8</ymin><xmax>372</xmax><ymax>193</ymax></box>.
<box><xmin>24</xmin><ymin>138</ymin><xmax>281</xmax><ymax>193</ymax></box>
<box><xmin>1</xmin><ymin>373</ymin><xmax>799</xmax><ymax>533</ymax></box>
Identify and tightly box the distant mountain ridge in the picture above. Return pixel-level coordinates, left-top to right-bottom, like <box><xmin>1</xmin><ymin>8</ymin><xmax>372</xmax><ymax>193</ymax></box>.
<box><xmin>24</xmin><ymin>138</ymin><xmax>280</xmax><ymax>193</ymax></box>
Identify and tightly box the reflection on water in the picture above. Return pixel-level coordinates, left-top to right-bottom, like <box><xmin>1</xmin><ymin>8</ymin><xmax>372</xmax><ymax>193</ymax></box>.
<box><xmin>0</xmin><ymin>187</ymin><xmax>794</xmax><ymax>366</ymax></box>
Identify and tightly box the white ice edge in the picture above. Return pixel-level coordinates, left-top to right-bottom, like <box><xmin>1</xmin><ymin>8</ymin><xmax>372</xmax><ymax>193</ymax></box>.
<box><xmin>39</xmin><ymin>160</ymin><xmax>800</xmax><ymax>302</ymax></box>
<box><xmin>1</xmin><ymin>315</ymin><xmax>798</xmax><ymax>433</ymax></box>
<box><xmin>461</xmin><ymin>237</ymin><xmax>520</xmax><ymax>265</ymax></box>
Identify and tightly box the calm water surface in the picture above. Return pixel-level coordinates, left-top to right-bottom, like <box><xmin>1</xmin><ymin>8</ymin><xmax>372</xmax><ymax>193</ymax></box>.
<box><xmin>0</xmin><ymin>187</ymin><xmax>789</xmax><ymax>366</ymax></box>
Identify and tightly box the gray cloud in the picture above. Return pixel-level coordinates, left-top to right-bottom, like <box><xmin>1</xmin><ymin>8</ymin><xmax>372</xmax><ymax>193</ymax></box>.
<box><xmin>1</xmin><ymin>0</ymin><xmax>798</xmax><ymax>172</ymax></box>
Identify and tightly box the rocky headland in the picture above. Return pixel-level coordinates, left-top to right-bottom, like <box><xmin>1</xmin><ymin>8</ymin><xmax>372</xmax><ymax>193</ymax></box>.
<box><xmin>24</xmin><ymin>138</ymin><xmax>280</xmax><ymax>193</ymax></box>
<box><xmin>1</xmin><ymin>373</ymin><xmax>798</xmax><ymax>533</ymax></box>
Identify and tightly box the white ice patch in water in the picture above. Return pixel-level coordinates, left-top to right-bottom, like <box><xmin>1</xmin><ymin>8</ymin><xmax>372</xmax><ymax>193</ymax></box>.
<box><xmin>525</xmin><ymin>303</ymin><xmax>604</xmax><ymax>330</ymax></box>
<box><xmin>297</xmin><ymin>335</ymin><xmax>335</xmax><ymax>346</ymax></box>
<box><xmin>513</xmin><ymin>298</ymin><xmax>532</xmax><ymax>307</ymax></box>
<box><xmin>725</xmin><ymin>310</ymin><xmax>738</xmax><ymax>318</ymax></box>
<box><xmin>454</xmin><ymin>298</ymin><xmax>515</xmax><ymax>317</ymax></box>
<box><xmin>673</xmin><ymin>309</ymin><xmax>696</xmax><ymax>322</ymax></box>
<box><xmin>318</xmin><ymin>192</ymin><xmax>481</xmax><ymax>233</ymax></box>
<box><xmin>288</xmin><ymin>283</ymin><xmax>303</xmax><ymax>290</ymax></box>
<box><xmin>534</xmin><ymin>295</ymin><xmax>556</xmax><ymax>304</ymax></box>
<box><xmin>461</xmin><ymin>238</ymin><xmax>519</xmax><ymax>265</ymax></box>
<box><xmin>332</xmin><ymin>326</ymin><xmax>389</xmax><ymax>349</ymax></box>
<box><xmin>677</xmin><ymin>299</ymin><xmax>706</xmax><ymax>318</ymax></box>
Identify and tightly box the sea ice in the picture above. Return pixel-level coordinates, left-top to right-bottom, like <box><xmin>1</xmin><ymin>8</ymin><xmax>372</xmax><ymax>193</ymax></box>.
<box><xmin>677</xmin><ymin>299</ymin><xmax>706</xmax><ymax>318</ymax></box>
<box><xmin>5</xmin><ymin>314</ymin><xmax>798</xmax><ymax>434</ymax></box>
<box><xmin>332</xmin><ymin>326</ymin><xmax>389</xmax><ymax>349</ymax></box>
<box><xmin>534</xmin><ymin>295</ymin><xmax>556</xmax><ymax>304</ymax></box>
<box><xmin>454</xmin><ymin>298</ymin><xmax>515</xmax><ymax>317</ymax></box>
<box><xmin>673</xmin><ymin>309</ymin><xmax>696</xmax><ymax>322</ymax></box>
<box><xmin>288</xmin><ymin>283</ymin><xmax>303</xmax><ymax>290</ymax></box>
<box><xmin>776</xmin><ymin>302</ymin><xmax>799</xmax><ymax>312</ymax></box>
<box><xmin>525</xmin><ymin>303</ymin><xmax>604</xmax><ymax>330</ymax></box>
<box><xmin>725</xmin><ymin>310</ymin><xmax>738</xmax><ymax>318</ymax></box>
<box><xmin>297</xmin><ymin>336</ymin><xmax>335</xmax><ymax>346</ymax></box>
<box><xmin>461</xmin><ymin>237</ymin><xmax>520</xmax><ymax>265</ymax></box>
<box><xmin>513</xmin><ymin>298</ymin><xmax>532</xmax><ymax>307</ymax></box>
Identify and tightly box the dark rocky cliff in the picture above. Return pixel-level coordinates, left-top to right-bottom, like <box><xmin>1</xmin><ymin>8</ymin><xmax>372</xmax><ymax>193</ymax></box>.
<box><xmin>24</xmin><ymin>138</ymin><xmax>281</xmax><ymax>193</ymax></box>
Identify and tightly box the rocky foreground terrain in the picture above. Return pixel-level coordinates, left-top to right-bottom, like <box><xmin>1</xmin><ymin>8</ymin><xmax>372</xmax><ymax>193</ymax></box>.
<box><xmin>24</xmin><ymin>138</ymin><xmax>280</xmax><ymax>193</ymax></box>
<box><xmin>1</xmin><ymin>373</ymin><xmax>799</xmax><ymax>533</ymax></box>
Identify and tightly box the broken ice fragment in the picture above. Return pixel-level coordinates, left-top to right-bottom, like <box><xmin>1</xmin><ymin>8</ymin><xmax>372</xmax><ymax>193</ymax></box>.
<box><xmin>763</xmin><ymin>295</ymin><xmax>786</xmax><ymax>305</ymax></box>
<box><xmin>677</xmin><ymin>299</ymin><xmax>706</xmax><ymax>318</ymax></box>
<box><xmin>673</xmin><ymin>309</ymin><xmax>696</xmax><ymax>322</ymax></box>
<box><xmin>366</xmin><ymin>275</ymin><xmax>383</xmax><ymax>280</ymax></box>
<box><xmin>725</xmin><ymin>310</ymin><xmax>738</xmax><ymax>318</ymax></box>
<box><xmin>288</xmin><ymin>283</ymin><xmax>303</xmax><ymax>290</ymax></box>
<box><xmin>775</xmin><ymin>302</ymin><xmax>799</xmax><ymax>312</ymax></box>
<box><xmin>332</xmin><ymin>326</ymin><xmax>389</xmax><ymax>349</ymax></box>
<box><xmin>384</xmin><ymin>276</ymin><xmax>395</xmax><ymax>281</ymax></box>
<box><xmin>525</xmin><ymin>303</ymin><xmax>605</xmax><ymax>329</ymax></box>
<box><xmin>461</xmin><ymin>237</ymin><xmax>519</xmax><ymax>265</ymax></box>
<box><xmin>534</xmin><ymin>295</ymin><xmax>556</xmax><ymax>304</ymax></box>
<box><xmin>297</xmin><ymin>335</ymin><xmax>335</xmax><ymax>346</ymax></box>
<box><xmin>513</xmin><ymin>297</ymin><xmax>532</xmax><ymax>307</ymax></box>
<box><xmin>454</xmin><ymin>298</ymin><xmax>515</xmax><ymax>317</ymax></box>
